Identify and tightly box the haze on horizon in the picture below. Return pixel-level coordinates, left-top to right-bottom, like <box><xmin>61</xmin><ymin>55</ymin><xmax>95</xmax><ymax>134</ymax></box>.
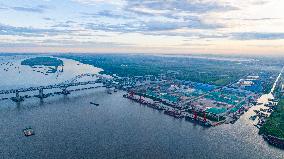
<box><xmin>0</xmin><ymin>0</ymin><xmax>284</xmax><ymax>55</ymax></box>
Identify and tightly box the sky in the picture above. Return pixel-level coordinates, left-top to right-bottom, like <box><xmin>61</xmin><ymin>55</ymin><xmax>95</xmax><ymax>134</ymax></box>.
<box><xmin>0</xmin><ymin>0</ymin><xmax>284</xmax><ymax>55</ymax></box>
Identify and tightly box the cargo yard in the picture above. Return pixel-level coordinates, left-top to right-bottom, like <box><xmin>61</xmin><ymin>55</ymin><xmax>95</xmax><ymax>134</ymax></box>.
<box><xmin>113</xmin><ymin>73</ymin><xmax>260</xmax><ymax>127</ymax></box>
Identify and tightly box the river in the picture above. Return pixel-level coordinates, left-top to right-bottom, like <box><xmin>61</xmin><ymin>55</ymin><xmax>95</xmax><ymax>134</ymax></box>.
<box><xmin>0</xmin><ymin>55</ymin><xmax>283</xmax><ymax>159</ymax></box>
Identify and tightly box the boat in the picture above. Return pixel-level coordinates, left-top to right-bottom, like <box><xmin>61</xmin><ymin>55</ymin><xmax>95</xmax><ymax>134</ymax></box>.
<box><xmin>23</xmin><ymin>127</ymin><xmax>35</xmax><ymax>137</ymax></box>
<box><xmin>90</xmin><ymin>102</ymin><xmax>99</xmax><ymax>106</ymax></box>
<box><xmin>185</xmin><ymin>116</ymin><xmax>211</xmax><ymax>127</ymax></box>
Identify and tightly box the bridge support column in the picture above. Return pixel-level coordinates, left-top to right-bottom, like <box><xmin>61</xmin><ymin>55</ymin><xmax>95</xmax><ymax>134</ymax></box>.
<box><xmin>16</xmin><ymin>91</ymin><xmax>19</xmax><ymax>99</ymax></box>
<box><xmin>38</xmin><ymin>88</ymin><xmax>44</xmax><ymax>99</ymax></box>
<box><xmin>11</xmin><ymin>91</ymin><xmax>24</xmax><ymax>102</ymax></box>
<box><xmin>62</xmin><ymin>88</ymin><xmax>70</xmax><ymax>95</ymax></box>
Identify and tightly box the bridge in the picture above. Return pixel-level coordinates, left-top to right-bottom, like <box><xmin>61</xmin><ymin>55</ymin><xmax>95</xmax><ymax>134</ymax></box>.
<box><xmin>0</xmin><ymin>73</ymin><xmax>113</xmax><ymax>102</ymax></box>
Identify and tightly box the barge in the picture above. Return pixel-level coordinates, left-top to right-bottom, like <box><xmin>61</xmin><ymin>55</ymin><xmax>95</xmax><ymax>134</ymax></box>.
<box><xmin>90</xmin><ymin>102</ymin><xmax>99</xmax><ymax>106</ymax></box>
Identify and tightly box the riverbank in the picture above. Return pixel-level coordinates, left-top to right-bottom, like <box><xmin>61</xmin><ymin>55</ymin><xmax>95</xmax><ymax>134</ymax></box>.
<box><xmin>123</xmin><ymin>92</ymin><xmax>228</xmax><ymax>127</ymax></box>
<box><xmin>256</xmin><ymin>67</ymin><xmax>284</xmax><ymax>149</ymax></box>
<box><xmin>259</xmin><ymin>99</ymin><xmax>284</xmax><ymax>148</ymax></box>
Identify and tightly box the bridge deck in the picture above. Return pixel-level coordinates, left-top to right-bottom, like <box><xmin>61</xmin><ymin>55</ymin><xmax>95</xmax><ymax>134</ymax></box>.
<box><xmin>0</xmin><ymin>80</ymin><xmax>100</xmax><ymax>95</ymax></box>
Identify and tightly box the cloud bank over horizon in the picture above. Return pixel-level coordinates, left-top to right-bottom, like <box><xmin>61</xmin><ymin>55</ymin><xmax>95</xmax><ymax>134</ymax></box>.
<box><xmin>0</xmin><ymin>0</ymin><xmax>284</xmax><ymax>55</ymax></box>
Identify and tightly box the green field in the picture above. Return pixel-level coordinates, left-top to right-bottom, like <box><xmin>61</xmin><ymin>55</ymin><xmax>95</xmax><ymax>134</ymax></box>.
<box><xmin>259</xmin><ymin>99</ymin><xmax>284</xmax><ymax>138</ymax></box>
<box><xmin>55</xmin><ymin>54</ymin><xmax>281</xmax><ymax>92</ymax></box>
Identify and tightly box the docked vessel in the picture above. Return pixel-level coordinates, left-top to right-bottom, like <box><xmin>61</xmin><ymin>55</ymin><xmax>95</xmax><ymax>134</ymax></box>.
<box><xmin>185</xmin><ymin>116</ymin><xmax>212</xmax><ymax>127</ymax></box>
<box><xmin>164</xmin><ymin>110</ymin><xmax>184</xmax><ymax>118</ymax></box>
<box><xmin>90</xmin><ymin>102</ymin><xmax>99</xmax><ymax>106</ymax></box>
<box><xmin>23</xmin><ymin>127</ymin><xmax>35</xmax><ymax>137</ymax></box>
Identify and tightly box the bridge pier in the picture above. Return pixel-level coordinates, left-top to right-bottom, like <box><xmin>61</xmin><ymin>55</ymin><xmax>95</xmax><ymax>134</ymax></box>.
<box><xmin>62</xmin><ymin>88</ymin><xmax>70</xmax><ymax>95</ymax></box>
<box><xmin>36</xmin><ymin>88</ymin><xmax>46</xmax><ymax>99</ymax></box>
<box><xmin>39</xmin><ymin>88</ymin><xmax>44</xmax><ymax>98</ymax></box>
<box><xmin>11</xmin><ymin>91</ymin><xmax>24</xmax><ymax>102</ymax></box>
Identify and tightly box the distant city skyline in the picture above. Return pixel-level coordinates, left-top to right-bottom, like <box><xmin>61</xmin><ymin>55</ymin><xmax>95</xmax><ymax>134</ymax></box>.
<box><xmin>0</xmin><ymin>0</ymin><xmax>284</xmax><ymax>55</ymax></box>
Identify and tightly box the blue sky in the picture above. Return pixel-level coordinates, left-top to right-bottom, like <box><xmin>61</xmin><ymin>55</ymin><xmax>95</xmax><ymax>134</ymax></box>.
<box><xmin>0</xmin><ymin>0</ymin><xmax>284</xmax><ymax>55</ymax></box>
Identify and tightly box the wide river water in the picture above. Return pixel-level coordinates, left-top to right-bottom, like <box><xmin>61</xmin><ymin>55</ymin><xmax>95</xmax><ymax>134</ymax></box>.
<box><xmin>0</xmin><ymin>55</ymin><xmax>283</xmax><ymax>159</ymax></box>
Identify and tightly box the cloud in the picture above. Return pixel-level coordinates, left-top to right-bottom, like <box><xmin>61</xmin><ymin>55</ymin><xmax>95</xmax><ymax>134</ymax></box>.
<box><xmin>232</xmin><ymin>32</ymin><xmax>284</xmax><ymax>40</ymax></box>
<box><xmin>43</xmin><ymin>17</ymin><xmax>53</xmax><ymax>21</ymax></box>
<box><xmin>49</xmin><ymin>20</ymin><xmax>77</xmax><ymax>28</ymax></box>
<box><xmin>0</xmin><ymin>6</ymin><xmax>8</xmax><ymax>10</ymax></box>
<box><xmin>222</xmin><ymin>17</ymin><xmax>279</xmax><ymax>21</ymax></box>
<box><xmin>77</xmin><ymin>0</ymin><xmax>238</xmax><ymax>13</ymax></box>
<box><xmin>0</xmin><ymin>24</ymin><xmax>69</xmax><ymax>37</ymax></box>
<box><xmin>40</xmin><ymin>39</ymin><xmax>134</xmax><ymax>47</ymax></box>
<box><xmin>73</xmin><ymin>0</ymin><xmax>125</xmax><ymax>6</ymax></box>
<box><xmin>83</xmin><ymin>14</ymin><xmax>225</xmax><ymax>36</ymax></box>
<box><xmin>84</xmin><ymin>19</ymin><xmax>222</xmax><ymax>34</ymax></box>
<box><xmin>11</xmin><ymin>5</ymin><xmax>49</xmax><ymax>13</ymax></box>
<box><xmin>80</xmin><ymin>0</ymin><xmax>238</xmax><ymax>21</ymax></box>
<box><xmin>126</xmin><ymin>0</ymin><xmax>238</xmax><ymax>14</ymax></box>
<box><xmin>251</xmin><ymin>0</ymin><xmax>269</xmax><ymax>5</ymax></box>
<box><xmin>0</xmin><ymin>0</ymin><xmax>284</xmax><ymax>54</ymax></box>
<box><xmin>51</xmin><ymin>23</ymin><xmax>72</xmax><ymax>28</ymax></box>
<box><xmin>0</xmin><ymin>39</ymin><xmax>134</xmax><ymax>48</ymax></box>
<box><xmin>82</xmin><ymin>11</ymin><xmax>130</xmax><ymax>19</ymax></box>
<box><xmin>78</xmin><ymin>0</ymin><xmax>229</xmax><ymax>36</ymax></box>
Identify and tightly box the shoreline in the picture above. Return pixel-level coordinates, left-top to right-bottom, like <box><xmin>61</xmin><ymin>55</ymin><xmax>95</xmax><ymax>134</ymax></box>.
<box><xmin>263</xmin><ymin>135</ymin><xmax>284</xmax><ymax>149</ymax></box>
<box><xmin>257</xmin><ymin>66</ymin><xmax>284</xmax><ymax>149</ymax></box>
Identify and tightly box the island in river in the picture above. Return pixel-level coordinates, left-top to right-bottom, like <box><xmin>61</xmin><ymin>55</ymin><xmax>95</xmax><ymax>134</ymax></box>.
<box><xmin>21</xmin><ymin>56</ymin><xmax>64</xmax><ymax>74</ymax></box>
<box><xmin>21</xmin><ymin>57</ymin><xmax>63</xmax><ymax>67</ymax></box>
